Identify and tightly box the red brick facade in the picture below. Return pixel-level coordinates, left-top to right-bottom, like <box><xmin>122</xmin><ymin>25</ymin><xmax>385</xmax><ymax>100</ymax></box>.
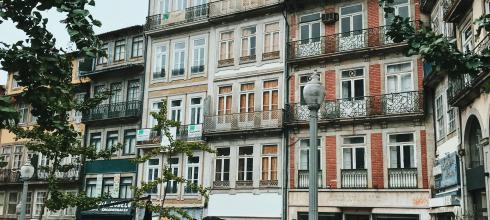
<box><xmin>369</xmin><ymin>64</ymin><xmax>382</xmax><ymax>96</ymax></box>
<box><xmin>326</xmin><ymin>135</ymin><xmax>337</xmax><ymax>188</ymax></box>
<box><xmin>289</xmin><ymin>136</ymin><xmax>296</xmax><ymax>189</ymax></box>
<box><xmin>289</xmin><ymin>74</ymin><xmax>295</xmax><ymax>103</ymax></box>
<box><xmin>417</xmin><ymin>58</ymin><xmax>424</xmax><ymax>92</ymax></box>
<box><xmin>420</xmin><ymin>130</ymin><xmax>428</xmax><ymax>189</ymax></box>
<box><xmin>367</xmin><ymin>0</ymin><xmax>380</xmax><ymax>29</ymax></box>
<box><xmin>325</xmin><ymin>70</ymin><xmax>336</xmax><ymax>101</ymax></box>
<box><xmin>371</xmin><ymin>133</ymin><xmax>384</xmax><ymax>189</ymax></box>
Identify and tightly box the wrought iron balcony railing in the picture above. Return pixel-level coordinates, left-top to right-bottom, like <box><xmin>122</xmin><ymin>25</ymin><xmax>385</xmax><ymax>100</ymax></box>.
<box><xmin>474</xmin><ymin>33</ymin><xmax>490</xmax><ymax>55</ymax></box>
<box><xmin>145</xmin><ymin>4</ymin><xmax>209</xmax><ymax>31</ymax></box>
<box><xmin>288</xmin><ymin>24</ymin><xmax>413</xmax><ymax>61</ymax></box>
<box><xmin>136</xmin><ymin>124</ymin><xmax>204</xmax><ymax>146</ymax></box>
<box><xmin>209</xmin><ymin>0</ymin><xmax>282</xmax><ymax>18</ymax></box>
<box><xmin>203</xmin><ymin>109</ymin><xmax>283</xmax><ymax>134</ymax></box>
<box><xmin>286</xmin><ymin>91</ymin><xmax>423</xmax><ymax>123</ymax></box>
<box><xmin>0</xmin><ymin>169</ymin><xmax>20</xmax><ymax>183</ymax></box>
<box><xmin>213</xmin><ymin>180</ymin><xmax>230</xmax><ymax>189</ymax></box>
<box><xmin>447</xmin><ymin>73</ymin><xmax>474</xmax><ymax>103</ymax></box>
<box><xmin>260</xmin><ymin>179</ymin><xmax>279</xmax><ymax>187</ymax></box>
<box><xmin>0</xmin><ymin>167</ymin><xmax>80</xmax><ymax>183</ymax></box>
<box><xmin>341</xmin><ymin>169</ymin><xmax>368</xmax><ymax>189</ymax></box>
<box><xmin>388</xmin><ymin>168</ymin><xmax>418</xmax><ymax>189</ymax></box>
<box><xmin>83</xmin><ymin>100</ymin><xmax>142</xmax><ymax>122</ymax></box>
<box><xmin>297</xmin><ymin>170</ymin><xmax>322</xmax><ymax>189</ymax></box>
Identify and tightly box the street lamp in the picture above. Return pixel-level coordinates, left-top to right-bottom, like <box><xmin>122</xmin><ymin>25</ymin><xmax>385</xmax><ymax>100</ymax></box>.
<box><xmin>19</xmin><ymin>159</ymin><xmax>35</xmax><ymax>220</ymax></box>
<box><xmin>303</xmin><ymin>72</ymin><xmax>325</xmax><ymax>220</ymax></box>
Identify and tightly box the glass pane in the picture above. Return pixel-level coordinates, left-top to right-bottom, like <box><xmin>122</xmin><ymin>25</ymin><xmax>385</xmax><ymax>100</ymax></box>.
<box><xmin>341</xmin><ymin>4</ymin><xmax>362</xmax><ymax>14</ymax></box>
<box><xmin>343</xmin><ymin>148</ymin><xmax>352</xmax><ymax>169</ymax></box>
<box><xmin>354</xmin><ymin>79</ymin><xmax>364</xmax><ymax>97</ymax></box>
<box><xmin>311</xmin><ymin>23</ymin><xmax>321</xmax><ymax>39</ymax></box>
<box><xmin>239</xmin><ymin>146</ymin><xmax>253</xmax><ymax>155</ymax></box>
<box><xmin>353</xmin><ymin>14</ymin><xmax>363</xmax><ymax>31</ymax></box>
<box><xmin>300</xmin><ymin>24</ymin><xmax>309</xmax><ymax>40</ymax></box>
<box><xmin>300</xmin><ymin>149</ymin><xmax>308</xmax><ymax>170</ymax></box>
<box><xmin>389</xmin><ymin>146</ymin><xmax>399</xmax><ymax>168</ymax></box>
<box><xmin>399</xmin><ymin>6</ymin><xmax>409</xmax><ymax>18</ymax></box>
<box><xmin>342</xmin><ymin>81</ymin><xmax>351</xmax><ymax>99</ymax></box>
<box><xmin>401</xmin><ymin>73</ymin><xmax>413</xmax><ymax>91</ymax></box>
<box><xmin>341</xmin><ymin>17</ymin><xmax>351</xmax><ymax>33</ymax></box>
<box><xmin>356</xmin><ymin>148</ymin><xmax>365</xmax><ymax>169</ymax></box>
<box><xmin>387</xmin><ymin>75</ymin><xmax>398</xmax><ymax>93</ymax></box>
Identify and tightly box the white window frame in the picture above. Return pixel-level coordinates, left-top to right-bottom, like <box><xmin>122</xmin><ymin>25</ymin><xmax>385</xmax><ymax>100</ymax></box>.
<box><xmin>239</xmin><ymin>83</ymin><xmax>255</xmax><ymax>113</ymax></box>
<box><xmin>191</xmin><ymin>37</ymin><xmax>206</xmax><ymax>74</ymax></box>
<box><xmin>0</xmin><ymin>191</ymin><xmax>5</xmax><ymax>215</ymax></box>
<box><xmin>123</xmin><ymin>129</ymin><xmax>136</xmax><ymax>155</ymax></box>
<box><xmin>241</xmin><ymin>26</ymin><xmax>257</xmax><ymax>57</ymax></box>
<box><xmin>172</xmin><ymin>41</ymin><xmax>186</xmax><ymax>77</ymax></box>
<box><xmin>262</xmin><ymin>79</ymin><xmax>279</xmax><ymax>111</ymax></box>
<box><xmin>7</xmin><ymin>192</ymin><xmax>18</xmax><ymax>215</ymax></box>
<box><xmin>86</xmin><ymin>178</ymin><xmax>97</xmax><ymax>198</ymax></box>
<box><xmin>341</xmin><ymin>136</ymin><xmax>366</xmax><ymax>169</ymax></box>
<box><xmin>237</xmin><ymin>146</ymin><xmax>254</xmax><ymax>181</ymax></box>
<box><xmin>18</xmin><ymin>103</ymin><xmax>29</xmax><ymax>124</ymax></box>
<box><xmin>185</xmin><ymin>155</ymin><xmax>200</xmax><ymax>194</ymax></box>
<box><xmin>461</xmin><ymin>23</ymin><xmax>473</xmax><ymax>54</ymax></box>
<box><xmin>119</xmin><ymin>177</ymin><xmax>133</xmax><ymax>199</ymax></box>
<box><xmin>261</xmin><ymin>144</ymin><xmax>279</xmax><ymax>181</ymax></box>
<box><xmin>447</xmin><ymin>106</ymin><xmax>457</xmax><ymax>133</ymax></box>
<box><xmin>340</xmin><ymin>68</ymin><xmax>365</xmax><ymax>99</ymax></box>
<box><xmin>153</xmin><ymin>43</ymin><xmax>168</xmax><ymax>81</ymax></box>
<box><xmin>188</xmin><ymin>95</ymin><xmax>204</xmax><ymax>125</ymax></box>
<box><xmin>264</xmin><ymin>22</ymin><xmax>280</xmax><ymax>53</ymax></box>
<box><xmin>299</xmin><ymin>13</ymin><xmax>322</xmax><ymax>41</ymax></box>
<box><xmin>299</xmin><ymin>74</ymin><xmax>310</xmax><ymax>105</ymax></box>
<box><xmin>166</xmin><ymin>157</ymin><xmax>180</xmax><ymax>194</ymax></box>
<box><xmin>219</xmin><ymin>31</ymin><xmax>234</xmax><ymax>60</ymax></box>
<box><xmin>435</xmin><ymin>94</ymin><xmax>445</xmax><ymax>139</ymax></box>
<box><xmin>146</xmin><ymin>158</ymin><xmax>161</xmax><ymax>195</ymax></box>
<box><xmin>149</xmin><ymin>100</ymin><xmax>163</xmax><ymax>128</ymax></box>
<box><xmin>385</xmin><ymin>61</ymin><xmax>414</xmax><ymax>93</ymax></box>
<box><xmin>215</xmin><ymin>147</ymin><xmax>230</xmax><ymax>182</ymax></box>
<box><xmin>33</xmin><ymin>191</ymin><xmax>47</xmax><ymax>216</ymax></box>
<box><xmin>298</xmin><ymin>139</ymin><xmax>322</xmax><ymax>171</ymax></box>
<box><xmin>383</xmin><ymin>0</ymin><xmax>410</xmax><ymax>25</ymax></box>
<box><xmin>97</xmin><ymin>44</ymin><xmax>108</xmax><ymax>65</ymax></box>
<box><xmin>387</xmin><ymin>133</ymin><xmax>417</xmax><ymax>168</ymax></box>
<box><xmin>174</xmin><ymin>0</ymin><xmax>186</xmax><ymax>11</ymax></box>
<box><xmin>90</xmin><ymin>132</ymin><xmax>102</xmax><ymax>152</ymax></box>
<box><xmin>169</xmin><ymin>98</ymin><xmax>184</xmax><ymax>123</ymax></box>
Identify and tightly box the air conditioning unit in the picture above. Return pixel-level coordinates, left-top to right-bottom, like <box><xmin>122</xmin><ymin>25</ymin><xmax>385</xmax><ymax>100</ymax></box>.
<box><xmin>322</xmin><ymin>12</ymin><xmax>339</xmax><ymax>24</ymax></box>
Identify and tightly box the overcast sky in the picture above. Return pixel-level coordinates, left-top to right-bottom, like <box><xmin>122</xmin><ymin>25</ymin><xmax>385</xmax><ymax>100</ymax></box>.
<box><xmin>0</xmin><ymin>0</ymin><xmax>148</xmax><ymax>85</ymax></box>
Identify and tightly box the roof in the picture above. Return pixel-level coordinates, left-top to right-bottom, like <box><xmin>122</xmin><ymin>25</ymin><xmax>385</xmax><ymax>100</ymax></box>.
<box><xmin>97</xmin><ymin>25</ymin><xmax>144</xmax><ymax>40</ymax></box>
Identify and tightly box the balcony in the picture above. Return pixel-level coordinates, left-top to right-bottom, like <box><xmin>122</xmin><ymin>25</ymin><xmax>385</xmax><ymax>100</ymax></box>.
<box><xmin>288</xmin><ymin>24</ymin><xmax>412</xmax><ymax>63</ymax></box>
<box><xmin>388</xmin><ymin>168</ymin><xmax>418</xmax><ymax>189</ymax></box>
<box><xmin>213</xmin><ymin>180</ymin><xmax>231</xmax><ymax>189</ymax></box>
<box><xmin>209</xmin><ymin>0</ymin><xmax>283</xmax><ymax>21</ymax></box>
<box><xmin>260</xmin><ymin>179</ymin><xmax>279</xmax><ymax>187</ymax></box>
<box><xmin>297</xmin><ymin>170</ymin><xmax>322</xmax><ymax>189</ymax></box>
<box><xmin>286</xmin><ymin>91</ymin><xmax>423</xmax><ymax>124</ymax></box>
<box><xmin>145</xmin><ymin>4</ymin><xmax>209</xmax><ymax>32</ymax></box>
<box><xmin>442</xmin><ymin>0</ymin><xmax>472</xmax><ymax>22</ymax></box>
<box><xmin>0</xmin><ymin>169</ymin><xmax>19</xmax><ymax>183</ymax></box>
<box><xmin>203</xmin><ymin>109</ymin><xmax>283</xmax><ymax>135</ymax></box>
<box><xmin>82</xmin><ymin>100</ymin><xmax>142</xmax><ymax>123</ymax></box>
<box><xmin>136</xmin><ymin>124</ymin><xmax>204</xmax><ymax>146</ymax></box>
<box><xmin>341</xmin><ymin>169</ymin><xmax>368</xmax><ymax>189</ymax></box>
<box><xmin>236</xmin><ymin>180</ymin><xmax>253</xmax><ymax>188</ymax></box>
<box><xmin>0</xmin><ymin>167</ymin><xmax>80</xmax><ymax>184</ymax></box>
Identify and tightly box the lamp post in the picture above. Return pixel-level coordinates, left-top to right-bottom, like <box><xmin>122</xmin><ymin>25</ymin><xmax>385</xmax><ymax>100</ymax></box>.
<box><xmin>302</xmin><ymin>72</ymin><xmax>325</xmax><ymax>220</ymax></box>
<box><xmin>18</xmin><ymin>159</ymin><xmax>35</xmax><ymax>220</ymax></box>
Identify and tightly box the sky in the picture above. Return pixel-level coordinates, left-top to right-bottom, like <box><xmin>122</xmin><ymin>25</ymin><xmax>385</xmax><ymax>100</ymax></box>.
<box><xmin>0</xmin><ymin>0</ymin><xmax>149</xmax><ymax>85</ymax></box>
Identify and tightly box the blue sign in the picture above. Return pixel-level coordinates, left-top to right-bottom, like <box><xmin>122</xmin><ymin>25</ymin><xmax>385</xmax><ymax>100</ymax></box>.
<box><xmin>436</xmin><ymin>152</ymin><xmax>460</xmax><ymax>189</ymax></box>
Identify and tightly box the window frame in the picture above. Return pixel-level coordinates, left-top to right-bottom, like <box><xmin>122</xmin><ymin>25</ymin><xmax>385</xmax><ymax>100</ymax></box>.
<box><xmin>149</xmin><ymin>100</ymin><xmax>163</xmax><ymax>128</ymax></box>
<box><xmin>461</xmin><ymin>23</ymin><xmax>473</xmax><ymax>54</ymax></box>
<box><xmin>435</xmin><ymin>94</ymin><xmax>445</xmax><ymax>139</ymax></box>
<box><xmin>119</xmin><ymin>177</ymin><xmax>133</xmax><ymax>199</ymax></box>
<box><xmin>241</xmin><ymin>26</ymin><xmax>257</xmax><ymax>57</ymax></box>
<box><xmin>7</xmin><ymin>192</ymin><xmax>18</xmax><ymax>215</ymax></box>
<box><xmin>106</xmin><ymin>130</ymin><xmax>119</xmax><ymax>152</ymax></box>
<box><xmin>261</xmin><ymin>144</ymin><xmax>278</xmax><ymax>181</ymax></box>
<box><xmin>114</xmin><ymin>39</ymin><xmax>126</xmax><ymax>61</ymax></box>
<box><xmin>217</xmin><ymin>85</ymin><xmax>233</xmax><ymax>116</ymax></box>
<box><xmin>123</xmin><ymin>129</ymin><xmax>137</xmax><ymax>155</ymax></box>
<box><xmin>262</xmin><ymin>79</ymin><xmax>279</xmax><ymax>111</ymax></box>
<box><xmin>215</xmin><ymin>147</ymin><xmax>231</xmax><ymax>182</ymax></box>
<box><xmin>185</xmin><ymin>156</ymin><xmax>200</xmax><ymax>194</ymax></box>
<box><xmin>188</xmin><ymin>96</ymin><xmax>203</xmax><ymax>125</ymax></box>
<box><xmin>340</xmin><ymin>68</ymin><xmax>365</xmax><ymax>99</ymax></box>
<box><xmin>219</xmin><ymin>31</ymin><xmax>235</xmax><ymax>61</ymax></box>
<box><xmin>169</xmin><ymin>98</ymin><xmax>184</xmax><ymax>123</ymax></box>
<box><xmin>298</xmin><ymin>139</ymin><xmax>322</xmax><ymax>171</ymax></box>
<box><xmin>191</xmin><ymin>37</ymin><xmax>206</xmax><ymax>74</ymax></box>
<box><xmin>387</xmin><ymin>133</ymin><xmax>417</xmax><ymax>169</ymax></box>
<box><xmin>153</xmin><ymin>44</ymin><xmax>168</xmax><ymax>81</ymax></box>
<box><xmin>264</xmin><ymin>22</ymin><xmax>280</xmax><ymax>53</ymax></box>
<box><xmin>299</xmin><ymin>13</ymin><xmax>322</xmax><ymax>41</ymax></box>
<box><xmin>172</xmin><ymin>41</ymin><xmax>186</xmax><ymax>77</ymax></box>
<box><xmin>385</xmin><ymin>61</ymin><xmax>414</xmax><ymax>93</ymax></box>
<box><xmin>341</xmin><ymin>136</ymin><xmax>366</xmax><ymax>169</ymax></box>
<box><xmin>33</xmin><ymin>191</ymin><xmax>47</xmax><ymax>216</ymax></box>
<box><xmin>131</xmin><ymin>36</ymin><xmax>144</xmax><ymax>58</ymax></box>
<box><xmin>165</xmin><ymin>157</ymin><xmax>180</xmax><ymax>194</ymax></box>
<box><xmin>146</xmin><ymin>158</ymin><xmax>161</xmax><ymax>195</ymax></box>
<box><xmin>237</xmin><ymin>146</ymin><xmax>254</xmax><ymax>181</ymax></box>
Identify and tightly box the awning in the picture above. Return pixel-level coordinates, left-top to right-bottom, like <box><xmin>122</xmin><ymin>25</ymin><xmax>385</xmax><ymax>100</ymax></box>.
<box><xmin>207</xmin><ymin>192</ymin><xmax>281</xmax><ymax>218</ymax></box>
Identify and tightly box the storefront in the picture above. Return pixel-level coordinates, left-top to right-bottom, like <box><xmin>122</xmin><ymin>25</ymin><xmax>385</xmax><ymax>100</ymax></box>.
<box><xmin>80</xmin><ymin>199</ymin><xmax>134</xmax><ymax>220</ymax></box>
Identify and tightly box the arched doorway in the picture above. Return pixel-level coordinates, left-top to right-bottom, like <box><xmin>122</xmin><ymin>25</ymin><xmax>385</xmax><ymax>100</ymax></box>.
<box><xmin>465</xmin><ymin>115</ymin><xmax>486</xmax><ymax>220</ymax></box>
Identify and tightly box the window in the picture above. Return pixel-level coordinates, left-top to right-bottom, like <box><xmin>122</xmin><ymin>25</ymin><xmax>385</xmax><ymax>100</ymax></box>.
<box><xmin>102</xmin><ymin>178</ymin><xmax>114</xmax><ymax>196</ymax></box>
<box><xmin>7</xmin><ymin>192</ymin><xmax>17</xmax><ymax>215</ymax></box>
<box><xmin>97</xmin><ymin>44</ymin><xmax>108</xmax><ymax>65</ymax></box>
<box><xmin>114</xmin><ymin>40</ymin><xmax>126</xmax><ymax>61</ymax></box>
<box><xmin>175</xmin><ymin>0</ymin><xmax>186</xmax><ymax>10</ymax></box>
<box><xmin>90</xmin><ymin>133</ymin><xmax>102</xmax><ymax>152</ymax></box>
<box><xmin>388</xmin><ymin>133</ymin><xmax>416</xmax><ymax>168</ymax></box>
<box><xmin>298</xmin><ymin>139</ymin><xmax>321</xmax><ymax>170</ymax></box>
<box><xmin>448</xmin><ymin>107</ymin><xmax>456</xmax><ymax>133</ymax></box>
<box><xmin>106</xmin><ymin>131</ymin><xmax>119</xmax><ymax>152</ymax></box>
<box><xmin>94</xmin><ymin>85</ymin><xmax>106</xmax><ymax>105</ymax></box>
<box><xmin>435</xmin><ymin>95</ymin><xmax>445</xmax><ymax>139</ymax></box>
<box><xmin>159</xmin><ymin>0</ymin><xmax>170</xmax><ymax>13</ymax></box>
<box><xmin>34</xmin><ymin>191</ymin><xmax>46</xmax><ymax>216</ymax></box>
<box><xmin>132</xmin><ymin>36</ymin><xmax>144</xmax><ymax>58</ymax></box>
<box><xmin>147</xmin><ymin>158</ymin><xmax>160</xmax><ymax>194</ymax></box>
<box><xmin>342</xmin><ymin>137</ymin><xmax>365</xmax><ymax>169</ymax></box>
<box><xmin>170</xmin><ymin>99</ymin><xmax>183</xmax><ymax>123</ymax></box>
<box><xmin>192</xmin><ymin>38</ymin><xmax>205</xmax><ymax>74</ymax></box>
<box><xmin>264</xmin><ymin>22</ymin><xmax>280</xmax><ymax>53</ymax></box>
<box><xmin>127</xmin><ymin>80</ymin><xmax>140</xmax><ymax>101</ymax></box>
<box><xmin>153</xmin><ymin>45</ymin><xmax>167</xmax><ymax>80</ymax></box>
<box><xmin>261</xmin><ymin>145</ymin><xmax>278</xmax><ymax>181</ymax></box>
<box><xmin>0</xmin><ymin>192</ymin><xmax>4</xmax><ymax>215</ymax></box>
<box><xmin>219</xmin><ymin>31</ymin><xmax>234</xmax><ymax>61</ymax></box>
<box><xmin>74</xmin><ymin>93</ymin><xmax>85</xmax><ymax>121</ymax></box>
<box><xmin>189</xmin><ymin>97</ymin><xmax>203</xmax><ymax>125</ymax></box>
<box><xmin>461</xmin><ymin>24</ymin><xmax>473</xmax><ymax>54</ymax></box>
<box><xmin>185</xmin><ymin>156</ymin><xmax>200</xmax><ymax>194</ymax></box>
<box><xmin>238</xmin><ymin>146</ymin><xmax>254</xmax><ymax>181</ymax></box>
<box><xmin>215</xmin><ymin>147</ymin><xmax>230</xmax><ymax>182</ymax></box>
<box><xmin>486</xmin><ymin>0</ymin><xmax>490</xmax><ymax>14</ymax></box>
<box><xmin>12</xmin><ymin>145</ymin><xmax>22</xmax><ymax>169</ymax></box>
<box><xmin>299</xmin><ymin>75</ymin><xmax>310</xmax><ymax>105</ymax></box>
<box><xmin>149</xmin><ymin>101</ymin><xmax>163</xmax><ymax>128</ymax></box>
<box><xmin>263</xmin><ymin>80</ymin><xmax>279</xmax><ymax>111</ymax></box>
<box><xmin>218</xmin><ymin>86</ymin><xmax>232</xmax><ymax>116</ymax></box>
<box><xmin>385</xmin><ymin>0</ymin><xmax>410</xmax><ymax>26</ymax></box>
<box><xmin>25</xmin><ymin>192</ymin><xmax>32</xmax><ymax>215</ymax></box>
<box><xmin>119</xmin><ymin>177</ymin><xmax>133</xmax><ymax>199</ymax></box>
<box><xmin>172</xmin><ymin>42</ymin><xmax>185</xmax><ymax>77</ymax></box>
<box><xmin>109</xmin><ymin>82</ymin><xmax>122</xmax><ymax>105</ymax></box>
<box><xmin>166</xmin><ymin>158</ymin><xmax>179</xmax><ymax>194</ymax></box>
<box><xmin>386</xmin><ymin>62</ymin><xmax>413</xmax><ymax>93</ymax></box>
<box><xmin>341</xmin><ymin>69</ymin><xmax>365</xmax><ymax>99</ymax></box>
<box><xmin>339</xmin><ymin>4</ymin><xmax>364</xmax><ymax>50</ymax></box>
<box><xmin>241</xmin><ymin>26</ymin><xmax>256</xmax><ymax>58</ymax></box>
<box><xmin>240</xmin><ymin>83</ymin><xmax>255</xmax><ymax>114</ymax></box>
<box><xmin>123</xmin><ymin>129</ymin><xmax>136</xmax><ymax>155</ymax></box>
<box><xmin>19</xmin><ymin>103</ymin><xmax>29</xmax><ymax>124</ymax></box>
<box><xmin>299</xmin><ymin>13</ymin><xmax>321</xmax><ymax>42</ymax></box>
<box><xmin>86</xmin><ymin>179</ymin><xmax>97</xmax><ymax>198</ymax></box>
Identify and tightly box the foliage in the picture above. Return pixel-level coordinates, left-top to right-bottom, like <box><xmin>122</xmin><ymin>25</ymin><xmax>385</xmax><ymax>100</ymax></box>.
<box><xmin>0</xmin><ymin>0</ymin><xmax>115</xmax><ymax>218</ymax></box>
<box><xmin>132</xmin><ymin>101</ymin><xmax>214</xmax><ymax>220</ymax></box>
<box><xmin>379</xmin><ymin>0</ymin><xmax>490</xmax><ymax>80</ymax></box>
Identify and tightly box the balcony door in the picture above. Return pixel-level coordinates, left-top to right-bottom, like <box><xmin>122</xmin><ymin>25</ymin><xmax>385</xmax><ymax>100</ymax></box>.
<box><xmin>239</xmin><ymin>83</ymin><xmax>255</xmax><ymax>126</ymax></box>
<box><xmin>217</xmin><ymin>86</ymin><xmax>233</xmax><ymax>129</ymax></box>
<box><xmin>383</xmin><ymin>0</ymin><xmax>410</xmax><ymax>44</ymax></box>
<box><xmin>340</xmin><ymin>69</ymin><xmax>366</xmax><ymax>117</ymax></box>
<box><xmin>339</xmin><ymin>4</ymin><xmax>364</xmax><ymax>51</ymax></box>
<box><xmin>109</xmin><ymin>82</ymin><xmax>122</xmax><ymax>117</ymax></box>
<box><xmin>298</xmin><ymin>139</ymin><xmax>322</xmax><ymax>188</ymax></box>
<box><xmin>341</xmin><ymin>137</ymin><xmax>367</xmax><ymax>188</ymax></box>
<box><xmin>385</xmin><ymin>62</ymin><xmax>415</xmax><ymax>114</ymax></box>
<box><xmin>262</xmin><ymin>80</ymin><xmax>279</xmax><ymax>123</ymax></box>
<box><xmin>298</xmin><ymin>13</ymin><xmax>322</xmax><ymax>57</ymax></box>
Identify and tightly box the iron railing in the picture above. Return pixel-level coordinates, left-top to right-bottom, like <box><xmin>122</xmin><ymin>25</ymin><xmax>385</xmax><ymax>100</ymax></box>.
<box><xmin>260</xmin><ymin>179</ymin><xmax>279</xmax><ymax>187</ymax></box>
<box><xmin>83</xmin><ymin>100</ymin><xmax>142</xmax><ymax>122</ymax></box>
<box><xmin>286</xmin><ymin>91</ymin><xmax>423</xmax><ymax>122</ymax></box>
<box><xmin>203</xmin><ymin>109</ymin><xmax>283</xmax><ymax>134</ymax></box>
<box><xmin>0</xmin><ymin>167</ymin><xmax>80</xmax><ymax>183</ymax></box>
<box><xmin>297</xmin><ymin>170</ymin><xmax>322</xmax><ymax>189</ymax></box>
<box><xmin>213</xmin><ymin>180</ymin><xmax>230</xmax><ymax>189</ymax></box>
<box><xmin>136</xmin><ymin>124</ymin><xmax>204</xmax><ymax>146</ymax></box>
<box><xmin>341</xmin><ymin>169</ymin><xmax>368</xmax><ymax>189</ymax></box>
<box><xmin>474</xmin><ymin>33</ymin><xmax>490</xmax><ymax>55</ymax></box>
<box><xmin>388</xmin><ymin>168</ymin><xmax>418</xmax><ymax>189</ymax></box>
<box><xmin>0</xmin><ymin>169</ymin><xmax>20</xmax><ymax>183</ymax></box>
<box><xmin>288</xmin><ymin>24</ymin><xmax>412</xmax><ymax>60</ymax></box>
<box><xmin>447</xmin><ymin>73</ymin><xmax>474</xmax><ymax>103</ymax></box>
<box><xmin>209</xmin><ymin>0</ymin><xmax>282</xmax><ymax>18</ymax></box>
<box><xmin>145</xmin><ymin>4</ymin><xmax>209</xmax><ymax>31</ymax></box>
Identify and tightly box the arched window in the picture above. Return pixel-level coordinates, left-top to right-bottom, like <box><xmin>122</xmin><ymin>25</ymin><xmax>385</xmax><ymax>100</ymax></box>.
<box><xmin>467</xmin><ymin>117</ymin><xmax>483</xmax><ymax>168</ymax></box>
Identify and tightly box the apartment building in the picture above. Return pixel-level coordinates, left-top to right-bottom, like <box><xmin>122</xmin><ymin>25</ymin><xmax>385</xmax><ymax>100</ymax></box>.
<box><xmin>422</xmin><ymin>0</ymin><xmax>490</xmax><ymax>219</ymax></box>
<box><xmin>78</xmin><ymin>26</ymin><xmax>144</xmax><ymax>220</ymax></box>
<box><xmin>0</xmin><ymin>58</ymin><xmax>84</xmax><ymax>220</ymax></box>
<box><xmin>136</xmin><ymin>1</ymin><xmax>210</xmax><ymax>219</ymax></box>
<box><xmin>201</xmin><ymin>0</ymin><xmax>286</xmax><ymax>219</ymax></box>
<box><xmin>284</xmin><ymin>0</ymin><xmax>433</xmax><ymax>219</ymax></box>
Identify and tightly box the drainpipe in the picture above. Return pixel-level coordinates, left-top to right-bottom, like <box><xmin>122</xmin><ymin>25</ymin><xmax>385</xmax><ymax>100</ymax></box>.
<box><xmin>281</xmin><ymin>2</ymin><xmax>290</xmax><ymax>220</ymax></box>
<box><xmin>457</xmin><ymin>106</ymin><xmax>466</xmax><ymax>218</ymax></box>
